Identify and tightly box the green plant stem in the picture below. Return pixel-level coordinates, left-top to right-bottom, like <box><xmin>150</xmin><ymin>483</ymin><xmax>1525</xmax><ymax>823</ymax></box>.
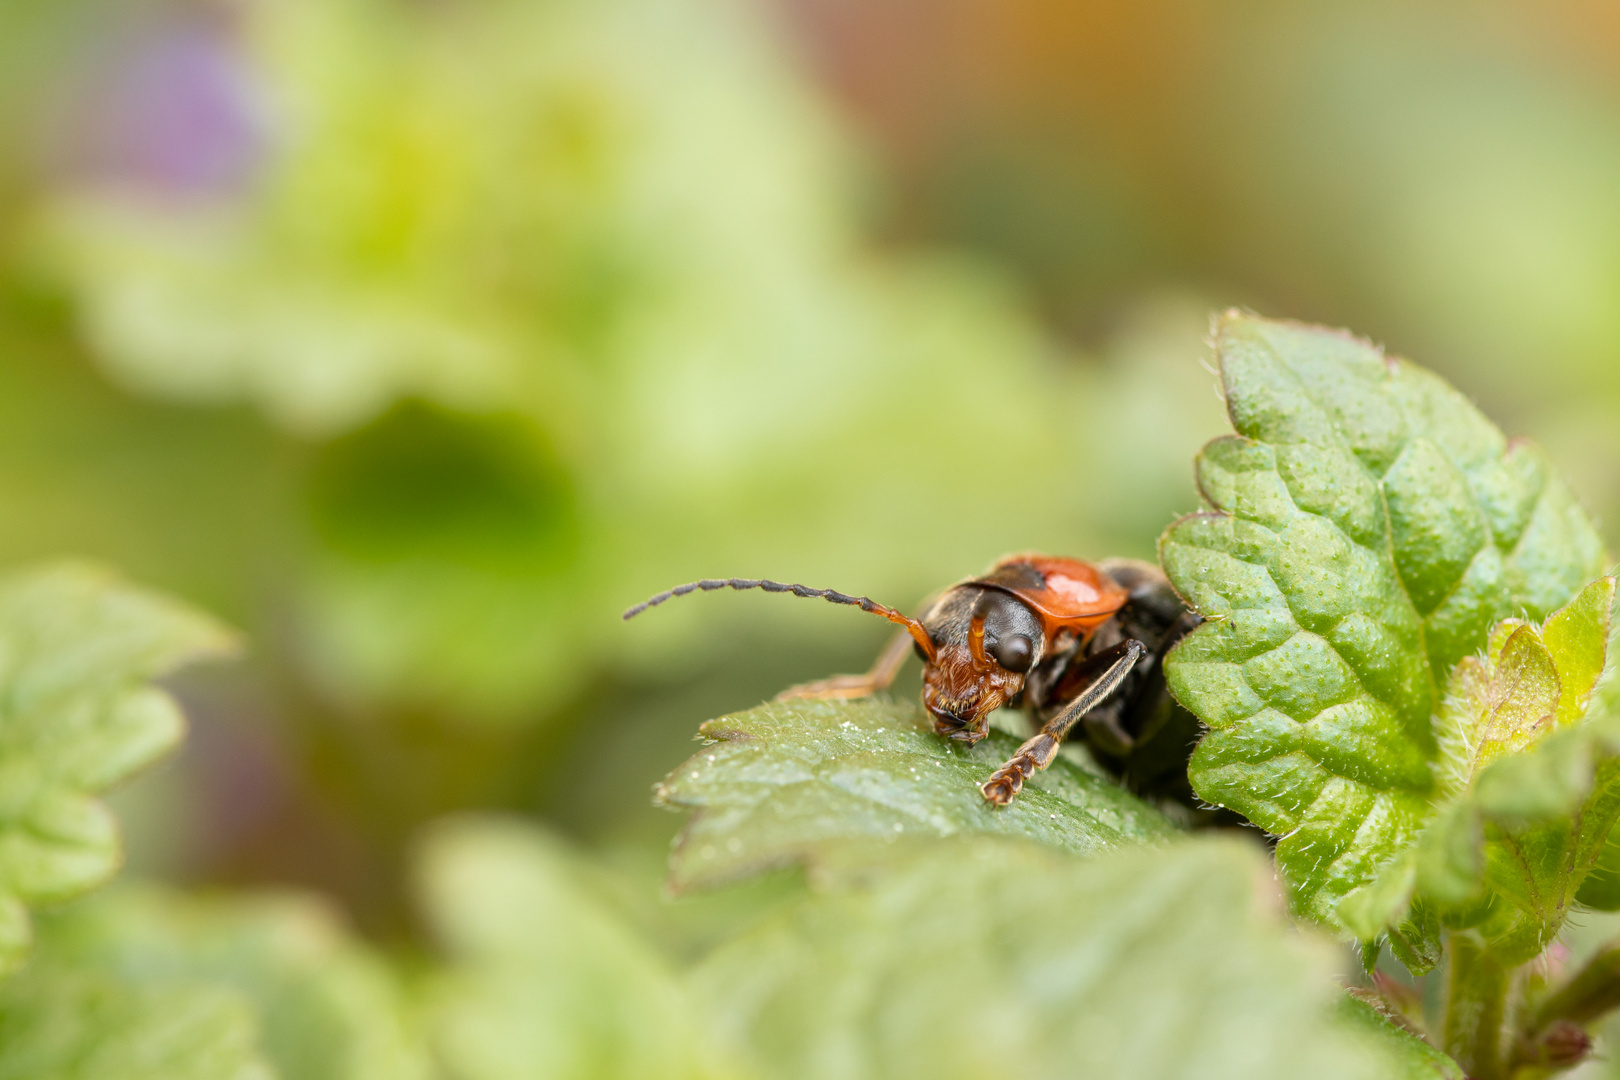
<box><xmin>1444</xmin><ymin>932</ymin><xmax>1509</xmax><ymax>1080</ymax></box>
<box><xmin>1533</xmin><ymin>942</ymin><xmax>1620</xmax><ymax>1028</ymax></box>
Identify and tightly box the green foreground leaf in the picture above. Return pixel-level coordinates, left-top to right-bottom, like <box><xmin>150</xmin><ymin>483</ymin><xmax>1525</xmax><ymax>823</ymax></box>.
<box><xmin>0</xmin><ymin>562</ymin><xmax>236</xmax><ymax>974</ymax></box>
<box><xmin>692</xmin><ymin>836</ymin><xmax>1424</xmax><ymax>1080</ymax></box>
<box><xmin>655</xmin><ymin>697</ymin><xmax>1179</xmax><ymax>890</ymax></box>
<box><xmin>0</xmin><ymin>966</ymin><xmax>272</xmax><ymax>1080</ymax></box>
<box><xmin>37</xmin><ymin>884</ymin><xmax>431</xmax><ymax>1080</ymax></box>
<box><xmin>416</xmin><ymin>818</ymin><xmax>1453</xmax><ymax>1080</ymax></box>
<box><xmin>416</xmin><ymin>816</ymin><xmax>710</xmax><ymax>1080</ymax></box>
<box><xmin>1335</xmin><ymin>996</ymin><xmax>1465</xmax><ymax>1080</ymax></box>
<box><xmin>1160</xmin><ymin>313</ymin><xmax>1607</xmax><ymax>929</ymax></box>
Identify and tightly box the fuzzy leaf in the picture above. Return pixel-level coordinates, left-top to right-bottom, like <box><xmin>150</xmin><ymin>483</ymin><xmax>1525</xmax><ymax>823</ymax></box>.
<box><xmin>1578</xmin><ymin>620</ymin><xmax>1620</xmax><ymax>911</ymax></box>
<box><xmin>1341</xmin><ymin>579</ymin><xmax>1620</xmax><ymax>963</ymax></box>
<box><xmin>417</xmin><ymin>817</ymin><xmax>710</xmax><ymax>1080</ymax></box>
<box><xmin>1334</xmin><ymin>996</ymin><xmax>1465</xmax><ymax>1080</ymax></box>
<box><xmin>1577</xmin><ymin>814</ymin><xmax>1620</xmax><ymax>911</ymax></box>
<box><xmin>1452</xmin><ymin>623</ymin><xmax>1562</xmax><ymax>776</ymax></box>
<box><xmin>37</xmin><ymin>885</ymin><xmax>431</xmax><ymax>1080</ymax></box>
<box><xmin>0</xmin><ymin>563</ymin><xmax>236</xmax><ymax>975</ymax></box>
<box><xmin>654</xmin><ymin>697</ymin><xmax>1179</xmax><ymax>890</ymax></box>
<box><xmin>1160</xmin><ymin>313</ymin><xmax>1607</xmax><ymax>928</ymax></box>
<box><xmin>692</xmin><ymin>836</ymin><xmax>1415</xmax><ymax>1080</ymax></box>
<box><xmin>0</xmin><ymin>966</ymin><xmax>272</xmax><ymax>1080</ymax></box>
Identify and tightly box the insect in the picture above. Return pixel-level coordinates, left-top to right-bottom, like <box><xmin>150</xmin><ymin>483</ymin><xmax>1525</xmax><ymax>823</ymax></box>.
<box><xmin>623</xmin><ymin>554</ymin><xmax>1204</xmax><ymax>808</ymax></box>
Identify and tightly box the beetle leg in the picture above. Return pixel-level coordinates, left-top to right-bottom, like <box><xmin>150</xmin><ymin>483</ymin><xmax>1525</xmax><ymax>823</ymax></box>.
<box><xmin>981</xmin><ymin>639</ymin><xmax>1145</xmax><ymax>806</ymax></box>
<box><xmin>777</xmin><ymin>627</ymin><xmax>915</xmax><ymax>701</ymax></box>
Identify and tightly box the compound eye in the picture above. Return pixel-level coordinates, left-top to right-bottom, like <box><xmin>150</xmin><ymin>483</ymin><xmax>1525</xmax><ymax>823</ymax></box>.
<box><xmin>990</xmin><ymin>634</ymin><xmax>1034</xmax><ymax>673</ymax></box>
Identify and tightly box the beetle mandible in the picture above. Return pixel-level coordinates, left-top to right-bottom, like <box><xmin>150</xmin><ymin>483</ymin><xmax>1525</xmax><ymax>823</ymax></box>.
<box><xmin>624</xmin><ymin>554</ymin><xmax>1203</xmax><ymax>807</ymax></box>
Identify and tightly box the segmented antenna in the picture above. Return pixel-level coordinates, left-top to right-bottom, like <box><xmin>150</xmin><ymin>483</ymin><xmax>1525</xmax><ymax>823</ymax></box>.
<box><xmin>622</xmin><ymin>577</ymin><xmax>936</xmax><ymax>660</ymax></box>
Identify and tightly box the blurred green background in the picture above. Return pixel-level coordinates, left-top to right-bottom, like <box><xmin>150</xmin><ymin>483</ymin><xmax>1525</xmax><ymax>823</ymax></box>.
<box><xmin>0</xmin><ymin>0</ymin><xmax>1616</xmax><ymax>939</ymax></box>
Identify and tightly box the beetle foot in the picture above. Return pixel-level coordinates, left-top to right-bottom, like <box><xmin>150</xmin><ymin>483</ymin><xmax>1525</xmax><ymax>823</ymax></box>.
<box><xmin>981</xmin><ymin>759</ymin><xmax>1031</xmax><ymax>805</ymax></box>
<box><xmin>982</xmin><ymin>733</ymin><xmax>1059</xmax><ymax>806</ymax></box>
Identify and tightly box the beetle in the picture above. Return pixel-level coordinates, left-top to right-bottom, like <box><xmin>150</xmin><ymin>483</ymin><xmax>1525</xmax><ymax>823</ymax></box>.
<box><xmin>623</xmin><ymin>554</ymin><xmax>1204</xmax><ymax>808</ymax></box>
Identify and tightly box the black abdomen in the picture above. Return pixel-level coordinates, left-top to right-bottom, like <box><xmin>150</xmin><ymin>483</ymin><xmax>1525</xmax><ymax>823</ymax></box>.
<box><xmin>1028</xmin><ymin>559</ymin><xmax>1213</xmax><ymax>817</ymax></box>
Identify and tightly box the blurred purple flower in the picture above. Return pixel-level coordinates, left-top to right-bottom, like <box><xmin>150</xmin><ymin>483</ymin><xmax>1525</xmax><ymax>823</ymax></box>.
<box><xmin>60</xmin><ymin>20</ymin><xmax>266</xmax><ymax>200</ymax></box>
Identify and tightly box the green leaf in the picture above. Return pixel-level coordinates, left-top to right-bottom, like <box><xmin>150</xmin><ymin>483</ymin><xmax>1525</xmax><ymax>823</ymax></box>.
<box><xmin>37</xmin><ymin>884</ymin><xmax>431</xmax><ymax>1080</ymax></box>
<box><xmin>1341</xmin><ymin>579</ymin><xmax>1620</xmax><ymax>963</ymax></box>
<box><xmin>1577</xmin><ymin>613</ymin><xmax>1620</xmax><ymax>910</ymax></box>
<box><xmin>0</xmin><ymin>562</ymin><xmax>236</xmax><ymax>975</ymax></box>
<box><xmin>1160</xmin><ymin>312</ymin><xmax>1608</xmax><ymax>928</ymax></box>
<box><xmin>1575</xmin><ymin>842</ymin><xmax>1620</xmax><ymax>910</ymax></box>
<box><xmin>0</xmin><ymin>965</ymin><xmax>272</xmax><ymax>1080</ymax></box>
<box><xmin>1334</xmin><ymin>995</ymin><xmax>1466</xmax><ymax>1080</ymax></box>
<box><xmin>654</xmin><ymin>696</ymin><xmax>1180</xmax><ymax>890</ymax></box>
<box><xmin>691</xmin><ymin>836</ymin><xmax>1415</xmax><ymax>1080</ymax></box>
<box><xmin>1543</xmin><ymin>577</ymin><xmax>1614</xmax><ymax>728</ymax></box>
<box><xmin>416</xmin><ymin>816</ymin><xmax>710</xmax><ymax>1080</ymax></box>
<box><xmin>1444</xmin><ymin>622</ymin><xmax>1562</xmax><ymax>779</ymax></box>
<box><xmin>294</xmin><ymin>402</ymin><xmax>591</xmax><ymax>726</ymax></box>
<box><xmin>1433</xmin><ymin>577</ymin><xmax>1613</xmax><ymax>795</ymax></box>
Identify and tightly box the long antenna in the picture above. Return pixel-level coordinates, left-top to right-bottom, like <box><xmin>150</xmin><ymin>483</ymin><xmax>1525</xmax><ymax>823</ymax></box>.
<box><xmin>622</xmin><ymin>577</ymin><xmax>936</xmax><ymax>661</ymax></box>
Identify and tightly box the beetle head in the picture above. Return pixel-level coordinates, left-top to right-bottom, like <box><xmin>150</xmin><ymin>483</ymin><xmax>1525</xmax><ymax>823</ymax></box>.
<box><xmin>918</xmin><ymin>587</ymin><xmax>1046</xmax><ymax>745</ymax></box>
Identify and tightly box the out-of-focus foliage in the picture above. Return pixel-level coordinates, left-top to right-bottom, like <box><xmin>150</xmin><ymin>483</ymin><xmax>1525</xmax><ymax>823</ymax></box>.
<box><xmin>15</xmin><ymin>0</ymin><xmax>1227</xmax><ymax>733</ymax></box>
<box><xmin>787</xmin><ymin>0</ymin><xmax>1620</xmax><ymax>523</ymax></box>
<box><xmin>1160</xmin><ymin>313</ymin><xmax>1608</xmax><ymax>938</ymax></box>
<box><xmin>0</xmin><ymin>0</ymin><xmax>1231</xmax><ymax>952</ymax></box>
<box><xmin>0</xmin><ymin>562</ymin><xmax>233</xmax><ymax>975</ymax></box>
<box><xmin>690</xmin><ymin>836</ymin><xmax>1406</xmax><ymax>1080</ymax></box>
<box><xmin>0</xmin><ymin>877</ymin><xmax>430</xmax><ymax>1080</ymax></box>
<box><xmin>0</xmin><ymin>963</ymin><xmax>271</xmax><ymax>1080</ymax></box>
<box><xmin>38</xmin><ymin>885</ymin><xmax>431</xmax><ymax>1080</ymax></box>
<box><xmin>39</xmin><ymin>0</ymin><xmax>853</xmax><ymax>437</ymax></box>
<box><xmin>0</xmin><ymin>557</ymin><xmax>422</xmax><ymax>1079</ymax></box>
<box><xmin>413</xmin><ymin>816</ymin><xmax>1438</xmax><ymax>1080</ymax></box>
<box><xmin>417</xmin><ymin>816</ymin><xmax>710</xmax><ymax>1080</ymax></box>
<box><xmin>1334</xmin><ymin>996</ymin><xmax>1466</xmax><ymax>1080</ymax></box>
<box><xmin>656</xmin><ymin>696</ymin><xmax>1176</xmax><ymax>890</ymax></box>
